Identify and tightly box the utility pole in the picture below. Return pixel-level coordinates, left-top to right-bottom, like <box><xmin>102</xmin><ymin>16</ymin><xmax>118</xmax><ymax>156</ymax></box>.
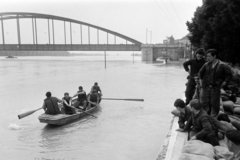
<box><xmin>150</xmin><ymin>30</ymin><xmax>152</xmax><ymax>44</ymax></box>
<box><xmin>166</xmin><ymin>41</ymin><xmax>168</xmax><ymax>64</ymax></box>
<box><xmin>146</xmin><ymin>28</ymin><xmax>148</xmax><ymax>44</ymax></box>
<box><xmin>146</xmin><ymin>29</ymin><xmax>152</xmax><ymax>44</ymax></box>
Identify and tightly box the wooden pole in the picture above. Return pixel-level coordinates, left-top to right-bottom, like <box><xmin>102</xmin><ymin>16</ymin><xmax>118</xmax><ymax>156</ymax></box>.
<box><xmin>133</xmin><ymin>52</ymin><xmax>134</xmax><ymax>63</ymax></box>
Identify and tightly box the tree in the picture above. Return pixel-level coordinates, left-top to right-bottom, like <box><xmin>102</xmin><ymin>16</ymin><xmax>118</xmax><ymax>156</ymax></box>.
<box><xmin>186</xmin><ymin>0</ymin><xmax>240</xmax><ymax>64</ymax></box>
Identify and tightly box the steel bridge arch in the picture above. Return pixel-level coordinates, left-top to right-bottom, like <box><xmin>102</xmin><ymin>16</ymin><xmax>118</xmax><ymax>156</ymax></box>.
<box><xmin>0</xmin><ymin>12</ymin><xmax>142</xmax><ymax>46</ymax></box>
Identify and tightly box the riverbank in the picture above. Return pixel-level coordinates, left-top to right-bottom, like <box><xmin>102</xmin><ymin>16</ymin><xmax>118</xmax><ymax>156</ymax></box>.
<box><xmin>156</xmin><ymin>116</ymin><xmax>188</xmax><ymax>160</ymax></box>
<box><xmin>156</xmin><ymin>65</ymin><xmax>240</xmax><ymax>160</ymax></box>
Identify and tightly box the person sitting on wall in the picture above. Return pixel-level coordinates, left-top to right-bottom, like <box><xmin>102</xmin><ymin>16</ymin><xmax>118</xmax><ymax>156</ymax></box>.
<box><xmin>177</xmin><ymin>99</ymin><xmax>219</xmax><ymax>146</ymax></box>
<box><xmin>42</xmin><ymin>91</ymin><xmax>62</xmax><ymax>115</ymax></box>
<box><xmin>225</xmin><ymin>130</ymin><xmax>240</xmax><ymax>160</ymax></box>
<box><xmin>173</xmin><ymin>99</ymin><xmax>192</xmax><ymax>129</ymax></box>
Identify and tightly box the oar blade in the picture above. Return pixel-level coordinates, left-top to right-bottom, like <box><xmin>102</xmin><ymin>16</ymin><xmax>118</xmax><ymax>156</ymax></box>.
<box><xmin>18</xmin><ymin>110</ymin><xmax>36</xmax><ymax>119</ymax></box>
<box><xmin>18</xmin><ymin>108</ymin><xmax>42</xmax><ymax>119</ymax></box>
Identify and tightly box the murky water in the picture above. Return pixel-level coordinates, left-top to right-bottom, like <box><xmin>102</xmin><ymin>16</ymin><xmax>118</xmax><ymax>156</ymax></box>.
<box><xmin>0</xmin><ymin>55</ymin><xmax>187</xmax><ymax>160</ymax></box>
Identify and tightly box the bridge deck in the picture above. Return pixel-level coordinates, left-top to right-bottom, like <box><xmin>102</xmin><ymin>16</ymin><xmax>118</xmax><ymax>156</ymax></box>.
<box><xmin>0</xmin><ymin>44</ymin><xmax>141</xmax><ymax>51</ymax></box>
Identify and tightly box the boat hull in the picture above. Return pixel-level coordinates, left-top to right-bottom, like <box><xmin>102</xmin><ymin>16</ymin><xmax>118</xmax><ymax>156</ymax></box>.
<box><xmin>38</xmin><ymin>105</ymin><xmax>99</xmax><ymax>125</ymax></box>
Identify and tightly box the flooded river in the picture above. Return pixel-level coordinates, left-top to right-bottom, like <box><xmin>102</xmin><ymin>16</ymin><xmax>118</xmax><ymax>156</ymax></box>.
<box><xmin>0</xmin><ymin>55</ymin><xmax>187</xmax><ymax>160</ymax></box>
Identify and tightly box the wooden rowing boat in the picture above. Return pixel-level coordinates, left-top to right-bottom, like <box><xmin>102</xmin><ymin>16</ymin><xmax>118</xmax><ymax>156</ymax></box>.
<box><xmin>38</xmin><ymin>102</ymin><xmax>100</xmax><ymax>125</ymax></box>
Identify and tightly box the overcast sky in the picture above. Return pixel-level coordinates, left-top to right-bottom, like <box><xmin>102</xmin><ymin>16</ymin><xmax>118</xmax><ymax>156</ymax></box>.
<box><xmin>0</xmin><ymin>0</ymin><xmax>202</xmax><ymax>45</ymax></box>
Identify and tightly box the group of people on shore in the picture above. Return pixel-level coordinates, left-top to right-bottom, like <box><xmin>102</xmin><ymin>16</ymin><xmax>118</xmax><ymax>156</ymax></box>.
<box><xmin>172</xmin><ymin>48</ymin><xmax>240</xmax><ymax>159</ymax></box>
<box><xmin>42</xmin><ymin>82</ymin><xmax>102</xmax><ymax>115</ymax></box>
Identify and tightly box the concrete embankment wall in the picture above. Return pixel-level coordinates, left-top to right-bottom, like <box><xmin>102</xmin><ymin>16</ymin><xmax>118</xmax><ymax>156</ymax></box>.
<box><xmin>0</xmin><ymin>51</ymin><xmax>70</xmax><ymax>56</ymax></box>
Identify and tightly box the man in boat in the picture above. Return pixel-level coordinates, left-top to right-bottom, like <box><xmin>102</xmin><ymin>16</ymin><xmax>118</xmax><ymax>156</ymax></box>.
<box><xmin>73</xmin><ymin>86</ymin><xmax>87</xmax><ymax>111</ymax></box>
<box><xmin>173</xmin><ymin>99</ymin><xmax>192</xmax><ymax>129</ymax></box>
<box><xmin>87</xmin><ymin>89</ymin><xmax>99</xmax><ymax>110</ymax></box>
<box><xmin>42</xmin><ymin>92</ymin><xmax>62</xmax><ymax>115</ymax></box>
<box><xmin>62</xmin><ymin>92</ymin><xmax>76</xmax><ymax>115</ymax></box>
<box><xmin>90</xmin><ymin>82</ymin><xmax>102</xmax><ymax>103</ymax></box>
<box><xmin>177</xmin><ymin>99</ymin><xmax>219</xmax><ymax>146</ymax></box>
<box><xmin>183</xmin><ymin>48</ymin><xmax>206</xmax><ymax>105</ymax></box>
<box><xmin>199</xmin><ymin>49</ymin><xmax>232</xmax><ymax>118</ymax></box>
<box><xmin>225</xmin><ymin>130</ymin><xmax>240</xmax><ymax>160</ymax></box>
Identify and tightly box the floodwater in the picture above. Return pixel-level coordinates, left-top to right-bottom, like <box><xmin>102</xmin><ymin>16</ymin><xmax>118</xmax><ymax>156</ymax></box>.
<box><xmin>0</xmin><ymin>55</ymin><xmax>187</xmax><ymax>160</ymax></box>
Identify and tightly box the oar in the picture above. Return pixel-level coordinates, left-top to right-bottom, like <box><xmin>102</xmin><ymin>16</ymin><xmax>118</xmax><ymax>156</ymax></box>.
<box><xmin>88</xmin><ymin>101</ymin><xmax>99</xmax><ymax>107</ymax></box>
<box><xmin>18</xmin><ymin>107</ymin><xmax>43</xmax><ymax>119</ymax></box>
<box><xmin>60</xmin><ymin>103</ymin><xmax>97</xmax><ymax>118</ymax></box>
<box><xmin>101</xmin><ymin>98</ymin><xmax>144</xmax><ymax>102</ymax></box>
<box><xmin>75</xmin><ymin>107</ymin><xmax>97</xmax><ymax>118</ymax></box>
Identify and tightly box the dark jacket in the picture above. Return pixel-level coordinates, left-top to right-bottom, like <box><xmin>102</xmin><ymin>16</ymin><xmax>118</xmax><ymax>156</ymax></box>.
<box><xmin>77</xmin><ymin>90</ymin><xmax>87</xmax><ymax>101</ymax></box>
<box><xmin>183</xmin><ymin>59</ymin><xmax>206</xmax><ymax>77</ymax></box>
<box><xmin>44</xmin><ymin>97</ymin><xmax>61</xmax><ymax>115</ymax></box>
<box><xmin>199</xmin><ymin>60</ymin><xmax>232</xmax><ymax>88</ymax></box>
<box><xmin>89</xmin><ymin>93</ymin><xmax>98</xmax><ymax>103</ymax></box>
<box><xmin>178</xmin><ymin>106</ymin><xmax>192</xmax><ymax>129</ymax></box>
<box><xmin>63</xmin><ymin>97</ymin><xmax>72</xmax><ymax>114</ymax></box>
<box><xmin>184</xmin><ymin>109</ymin><xmax>213</xmax><ymax>139</ymax></box>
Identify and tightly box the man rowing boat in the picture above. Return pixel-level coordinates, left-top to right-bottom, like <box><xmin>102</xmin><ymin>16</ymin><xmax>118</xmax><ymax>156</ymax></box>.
<box><xmin>90</xmin><ymin>82</ymin><xmax>102</xmax><ymax>102</ymax></box>
<box><xmin>62</xmin><ymin>92</ymin><xmax>76</xmax><ymax>115</ymax></box>
<box><xmin>42</xmin><ymin>92</ymin><xmax>62</xmax><ymax>115</ymax></box>
<box><xmin>87</xmin><ymin>89</ymin><xmax>99</xmax><ymax>110</ymax></box>
<box><xmin>73</xmin><ymin>86</ymin><xmax>87</xmax><ymax>111</ymax></box>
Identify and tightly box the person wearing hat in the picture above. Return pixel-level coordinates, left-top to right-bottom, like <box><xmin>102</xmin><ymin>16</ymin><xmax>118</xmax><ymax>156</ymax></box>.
<box><xmin>225</xmin><ymin>130</ymin><xmax>240</xmax><ymax>160</ymax></box>
<box><xmin>199</xmin><ymin>49</ymin><xmax>232</xmax><ymax>118</ymax></box>
<box><xmin>183</xmin><ymin>48</ymin><xmax>206</xmax><ymax>105</ymax></box>
<box><xmin>177</xmin><ymin>99</ymin><xmax>219</xmax><ymax>146</ymax></box>
<box><xmin>173</xmin><ymin>99</ymin><xmax>192</xmax><ymax>129</ymax></box>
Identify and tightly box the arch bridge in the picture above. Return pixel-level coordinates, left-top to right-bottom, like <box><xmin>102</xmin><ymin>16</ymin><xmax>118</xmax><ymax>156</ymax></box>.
<box><xmin>0</xmin><ymin>12</ymin><xmax>142</xmax><ymax>51</ymax></box>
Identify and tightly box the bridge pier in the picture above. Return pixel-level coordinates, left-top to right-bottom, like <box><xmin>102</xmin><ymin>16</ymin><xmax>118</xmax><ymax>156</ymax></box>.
<box><xmin>141</xmin><ymin>44</ymin><xmax>184</xmax><ymax>62</ymax></box>
<box><xmin>141</xmin><ymin>45</ymin><xmax>154</xmax><ymax>61</ymax></box>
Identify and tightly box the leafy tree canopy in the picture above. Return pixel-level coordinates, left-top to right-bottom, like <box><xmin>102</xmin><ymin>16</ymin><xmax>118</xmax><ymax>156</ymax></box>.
<box><xmin>186</xmin><ymin>0</ymin><xmax>240</xmax><ymax>64</ymax></box>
